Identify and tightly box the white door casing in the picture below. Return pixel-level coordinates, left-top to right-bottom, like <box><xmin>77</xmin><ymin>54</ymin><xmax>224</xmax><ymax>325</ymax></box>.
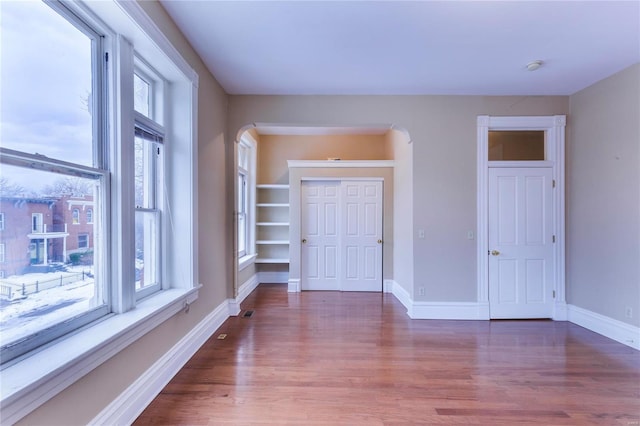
<box><xmin>341</xmin><ymin>181</ymin><xmax>383</xmax><ymax>292</ymax></box>
<box><xmin>488</xmin><ymin>168</ymin><xmax>554</xmax><ymax>318</ymax></box>
<box><xmin>301</xmin><ymin>180</ymin><xmax>383</xmax><ymax>292</ymax></box>
<box><xmin>477</xmin><ymin>115</ymin><xmax>566</xmax><ymax>320</ymax></box>
<box><xmin>301</xmin><ymin>181</ymin><xmax>340</xmax><ymax>290</ymax></box>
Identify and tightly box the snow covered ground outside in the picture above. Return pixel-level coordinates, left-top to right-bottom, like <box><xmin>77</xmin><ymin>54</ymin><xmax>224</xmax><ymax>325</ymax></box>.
<box><xmin>0</xmin><ymin>266</ymin><xmax>98</xmax><ymax>346</ymax></box>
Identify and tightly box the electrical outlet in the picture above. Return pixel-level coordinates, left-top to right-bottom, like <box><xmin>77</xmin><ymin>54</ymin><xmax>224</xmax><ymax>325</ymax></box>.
<box><xmin>467</xmin><ymin>230</ymin><xmax>474</xmax><ymax>240</ymax></box>
<box><xmin>418</xmin><ymin>287</ymin><xmax>425</xmax><ymax>296</ymax></box>
<box><xmin>418</xmin><ymin>229</ymin><xmax>425</xmax><ymax>239</ymax></box>
<box><xmin>625</xmin><ymin>307</ymin><xmax>633</xmax><ymax>319</ymax></box>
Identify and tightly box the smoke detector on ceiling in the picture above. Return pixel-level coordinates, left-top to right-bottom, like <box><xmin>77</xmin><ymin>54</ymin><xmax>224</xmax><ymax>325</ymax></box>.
<box><xmin>527</xmin><ymin>60</ymin><xmax>543</xmax><ymax>71</ymax></box>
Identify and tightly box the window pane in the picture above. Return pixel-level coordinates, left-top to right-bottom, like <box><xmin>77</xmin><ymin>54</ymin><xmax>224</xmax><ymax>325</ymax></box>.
<box><xmin>134</xmin><ymin>73</ymin><xmax>150</xmax><ymax>117</ymax></box>
<box><xmin>0</xmin><ymin>1</ymin><xmax>95</xmax><ymax>167</ymax></box>
<box><xmin>0</xmin><ymin>164</ymin><xmax>104</xmax><ymax>349</ymax></box>
<box><xmin>134</xmin><ymin>137</ymin><xmax>157</xmax><ymax>209</ymax></box>
<box><xmin>135</xmin><ymin>210</ymin><xmax>158</xmax><ymax>291</ymax></box>
<box><xmin>488</xmin><ymin>131</ymin><xmax>545</xmax><ymax>161</ymax></box>
<box><xmin>237</xmin><ymin>174</ymin><xmax>247</xmax><ymax>255</ymax></box>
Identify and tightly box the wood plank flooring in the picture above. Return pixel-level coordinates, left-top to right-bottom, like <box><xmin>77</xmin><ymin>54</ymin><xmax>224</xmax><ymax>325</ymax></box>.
<box><xmin>135</xmin><ymin>284</ymin><xmax>640</xmax><ymax>425</ymax></box>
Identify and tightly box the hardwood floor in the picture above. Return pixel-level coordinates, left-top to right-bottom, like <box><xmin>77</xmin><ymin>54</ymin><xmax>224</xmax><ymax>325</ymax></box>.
<box><xmin>135</xmin><ymin>284</ymin><xmax>640</xmax><ymax>425</ymax></box>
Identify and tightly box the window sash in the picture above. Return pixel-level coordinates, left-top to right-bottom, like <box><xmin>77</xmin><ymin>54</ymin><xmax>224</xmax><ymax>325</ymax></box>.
<box><xmin>0</xmin><ymin>156</ymin><xmax>109</xmax><ymax>363</ymax></box>
<box><xmin>134</xmin><ymin>121</ymin><xmax>163</xmax><ymax>300</ymax></box>
<box><xmin>237</xmin><ymin>172</ymin><xmax>248</xmax><ymax>257</ymax></box>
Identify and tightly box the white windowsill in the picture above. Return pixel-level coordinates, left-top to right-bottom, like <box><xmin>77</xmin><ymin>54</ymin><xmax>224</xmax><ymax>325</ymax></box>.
<box><xmin>0</xmin><ymin>286</ymin><xmax>200</xmax><ymax>425</ymax></box>
<box><xmin>238</xmin><ymin>253</ymin><xmax>257</xmax><ymax>271</ymax></box>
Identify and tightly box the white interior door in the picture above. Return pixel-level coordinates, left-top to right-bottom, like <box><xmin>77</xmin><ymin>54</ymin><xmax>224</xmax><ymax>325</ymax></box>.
<box><xmin>301</xmin><ymin>182</ymin><xmax>340</xmax><ymax>290</ymax></box>
<box><xmin>489</xmin><ymin>168</ymin><xmax>554</xmax><ymax>318</ymax></box>
<box><xmin>341</xmin><ymin>181</ymin><xmax>383</xmax><ymax>291</ymax></box>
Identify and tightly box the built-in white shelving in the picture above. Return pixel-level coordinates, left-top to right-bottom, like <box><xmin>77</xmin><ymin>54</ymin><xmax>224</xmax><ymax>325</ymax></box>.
<box><xmin>255</xmin><ymin>184</ymin><xmax>290</xmax><ymax>264</ymax></box>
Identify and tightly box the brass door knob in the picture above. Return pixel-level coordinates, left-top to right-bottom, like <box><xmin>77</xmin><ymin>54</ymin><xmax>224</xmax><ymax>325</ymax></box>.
<box><xmin>302</xmin><ymin>239</ymin><xmax>307</xmax><ymax>243</ymax></box>
<box><xmin>378</xmin><ymin>239</ymin><xmax>383</xmax><ymax>244</ymax></box>
<box><xmin>491</xmin><ymin>250</ymin><xmax>500</xmax><ymax>256</ymax></box>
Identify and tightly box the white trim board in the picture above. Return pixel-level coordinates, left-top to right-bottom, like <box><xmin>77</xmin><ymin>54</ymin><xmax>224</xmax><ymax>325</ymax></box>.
<box><xmin>288</xmin><ymin>160</ymin><xmax>394</xmax><ymax>168</ymax></box>
<box><xmin>258</xmin><ymin>271</ymin><xmax>289</xmax><ymax>284</ymax></box>
<box><xmin>567</xmin><ymin>305</ymin><xmax>640</xmax><ymax>350</ymax></box>
<box><xmin>229</xmin><ymin>274</ymin><xmax>261</xmax><ymax>315</ymax></box>
<box><xmin>90</xmin><ymin>297</ymin><xmax>236</xmax><ymax>425</ymax></box>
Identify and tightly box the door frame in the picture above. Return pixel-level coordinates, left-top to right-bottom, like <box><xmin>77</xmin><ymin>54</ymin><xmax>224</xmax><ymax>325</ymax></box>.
<box><xmin>477</xmin><ymin>115</ymin><xmax>567</xmax><ymax>320</ymax></box>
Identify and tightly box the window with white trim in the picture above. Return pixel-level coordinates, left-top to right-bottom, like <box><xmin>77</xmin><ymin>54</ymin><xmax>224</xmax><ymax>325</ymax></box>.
<box><xmin>0</xmin><ymin>0</ymin><xmax>197</xmax><ymax>376</ymax></box>
<box><xmin>237</xmin><ymin>135</ymin><xmax>256</xmax><ymax>266</ymax></box>
<box><xmin>0</xmin><ymin>213</ymin><xmax>4</xmax><ymax>231</ymax></box>
<box><xmin>0</xmin><ymin>0</ymin><xmax>107</xmax><ymax>363</ymax></box>
<box><xmin>78</xmin><ymin>234</ymin><xmax>89</xmax><ymax>249</ymax></box>
<box><xmin>72</xmin><ymin>208</ymin><xmax>80</xmax><ymax>224</ymax></box>
<box><xmin>0</xmin><ymin>243</ymin><xmax>5</xmax><ymax>263</ymax></box>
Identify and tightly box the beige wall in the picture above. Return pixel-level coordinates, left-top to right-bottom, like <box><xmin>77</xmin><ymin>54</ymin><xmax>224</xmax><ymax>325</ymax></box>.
<box><xmin>567</xmin><ymin>63</ymin><xmax>640</xmax><ymax>327</ymax></box>
<box><xmin>257</xmin><ymin>134</ymin><xmax>390</xmax><ymax>184</ymax></box>
<box><xmin>17</xmin><ymin>2</ymin><xmax>231</xmax><ymax>424</ymax></box>
<box><xmin>229</xmin><ymin>95</ymin><xmax>569</xmax><ymax>302</ymax></box>
<box><xmin>388</xmin><ymin>129</ymin><xmax>414</xmax><ymax>296</ymax></box>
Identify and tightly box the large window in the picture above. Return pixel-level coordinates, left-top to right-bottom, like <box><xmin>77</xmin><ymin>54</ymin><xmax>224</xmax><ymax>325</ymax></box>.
<box><xmin>0</xmin><ymin>0</ymin><xmax>197</xmax><ymax>370</ymax></box>
<box><xmin>0</xmin><ymin>0</ymin><xmax>107</xmax><ymax>362</ymax></box>
<box><xmin>0</xmin><ymin>1</ymin><xmax>198</xmax><ymax>420</ymax></box>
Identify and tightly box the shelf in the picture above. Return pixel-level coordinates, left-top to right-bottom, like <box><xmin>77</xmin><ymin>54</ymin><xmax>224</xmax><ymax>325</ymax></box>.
<box><xmin>256</xmin><ymin>184</ymin><xmax>289</xmax><ymax>189</ymax></box>
<box><xmin>256</xmin><ymin>203</ymin><xmax>289</xmax><ymax>208</ymax></box>
<box><xmin>255</xmin><ymin>184</ymin><xmax>290</xmax><ymax>266</ymax></box>
<box><xmin>255</xmin><ymin>258</ymin><xmax>290</xmax><ymax>264</ymax></box>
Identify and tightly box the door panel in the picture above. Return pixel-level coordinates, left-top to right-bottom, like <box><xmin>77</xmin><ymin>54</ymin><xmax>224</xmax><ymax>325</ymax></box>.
<box><xmin>341</xmin><ymin>181</ymin><xmax>382</xmax><ymax>292</ymax></box>
<box><xmin>302</xmin><ymin>182</ymin><xmax>340</xmax><ymax>290</ymax></box>
<box><xmin>489</xmin><ymin>168</ymin><xmax>554</xmax><ymax>318</ymax></box>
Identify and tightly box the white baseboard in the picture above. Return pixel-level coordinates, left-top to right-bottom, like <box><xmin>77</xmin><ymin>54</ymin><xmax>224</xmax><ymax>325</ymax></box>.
<box><xmin>230</xmin><ymin>274</ymin><xmax>260</xmax><ymax>313</ymax></box>
<box><xmin>288</xmin><ymin>278</ymin><xmax>300</xmax><ymax>293</ymax></box>
<box><xmin>554</xmin><ymin>301</ymin><xmax>568</xmax><ymax>321</ymax></box>
<box><xmin>90</xmin><ymin>298</ymin><xmax>233</xmax><ymax>425</ymax></box>
<box><xmin>257</xmin><ymin>271</ymin><xmax>289</xmax><ymax>284</ymax></box>
<box><xmin>568</xmin><ymin>304</ymin><xmax>640</xmax><ymax>350</ymax></box>
<box><xmin>410</xmin><ymin>301</ymin><xmax>489</xmax><ymax>320</ymax></box>
<box><xmin>388</xmin><ymin>279</ymin><xmax>489</xmax><ymax>320</ymax></box>
<box><xmin>388</xmin><ymin>279</ymin><xmax>412</xmax><ymax>312</ymax></box>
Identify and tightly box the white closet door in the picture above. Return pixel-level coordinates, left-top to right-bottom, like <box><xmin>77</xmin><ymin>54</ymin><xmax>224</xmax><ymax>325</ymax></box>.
<box><xmin>341</xmin><ymin>181</ymin><xmax>383</xmax><ymax>292</ymax></box>
<box><xmin>301</xmin><ymin>182</ymin><xmax>340</xmax><ymax>290</ymax></box>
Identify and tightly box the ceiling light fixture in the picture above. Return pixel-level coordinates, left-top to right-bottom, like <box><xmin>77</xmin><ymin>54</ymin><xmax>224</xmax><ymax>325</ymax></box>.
<box><xmin>527</xmin><ymin>60</ymin><xmax>543</xmax><ymax>71</ymax></box>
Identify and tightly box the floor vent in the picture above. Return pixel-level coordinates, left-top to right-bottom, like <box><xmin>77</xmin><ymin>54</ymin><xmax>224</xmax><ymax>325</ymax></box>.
<box><xmin>243</xmin><ymin>310</ymin><xmax>254</xmax><ymax>318</ymax></box>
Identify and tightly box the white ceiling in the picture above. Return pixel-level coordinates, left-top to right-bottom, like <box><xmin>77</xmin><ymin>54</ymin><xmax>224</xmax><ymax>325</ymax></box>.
<box><xmin>160</xmin><ymin>1</ymin><xmax>640</xmax><ymax>96</ymax></box>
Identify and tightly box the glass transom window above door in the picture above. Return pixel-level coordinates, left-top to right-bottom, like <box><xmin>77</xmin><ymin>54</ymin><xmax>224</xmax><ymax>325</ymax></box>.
<box><xmin>488</xmin><ymin>130</ymin><xmax>545</xmax><ymax>161</ymax></box>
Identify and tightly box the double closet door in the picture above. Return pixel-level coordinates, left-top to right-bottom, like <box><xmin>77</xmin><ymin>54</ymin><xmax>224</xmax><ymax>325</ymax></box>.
<box><xmin>301</xmin><ymin>180</ymin><xmax>383</xmax><ymax>292</ymax></box>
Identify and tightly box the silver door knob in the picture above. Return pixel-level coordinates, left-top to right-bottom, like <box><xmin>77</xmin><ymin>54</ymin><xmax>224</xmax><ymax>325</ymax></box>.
<box><xmin>302</xmin><ymin>239</ymin><xmax>307</xmax><ymax>243</ymax></box>
<box><xmin>491</xmin><ymin>250</ymin><xmax>500</xmax><ymax>256</ymax></box>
